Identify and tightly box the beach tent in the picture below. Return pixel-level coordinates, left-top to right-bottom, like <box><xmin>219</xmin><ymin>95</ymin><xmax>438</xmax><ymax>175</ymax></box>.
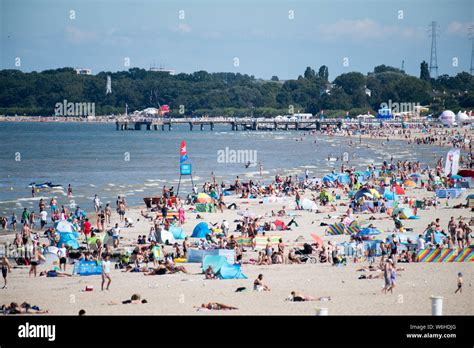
<box><xmin>202</xmin><ymin>255</ymin><xmax>227</xmax><ymax>274</ymax></box>
<box><xmin>435</xmin><ymin>188</ymin><xmax>464</xmax><ymax>198</ymax></box>
<box><xmin>408</xmin><ymin>173</ymin><xmax>421</xmax><ymax>182</ymax></box>
<box><xmin>424</xmin><ymin>230</ymin><xmax>447</xmax><ymax>244</ymax></box>
<box><xmin>188</xmin><ymin>248</ymin><xmax>235</xmax><ymax>264</ymax></box>
<box><xmin>191</xmin><ymin>222</ymin><xmax>211</xmax><ymax>238</ymax></box>
<box><xmin>322</xmin><ymin>175</ymin><xmax>336</xmax><ymax>183</ymax></box>
<box><xmin>196</xmin><ymin>193</ymin><xmax>213</xmax><ymax>204</ymax></box>
<box><xmin>202</xmin><ymin>255</ymin><xmax>247</xmax><ymax>279</ymax></box>
<box><xmin>300</xmin><ymin>198</ymin><xmax>319</xmax><ymax>211</ymax></box>
<box><xmin>73</xmin><ymin>260</ymin><xmax>102</xmax><ymax>276</ymax></box>
<box><xmin>156</xmin><ymin>229</ymin><xmax>175</xmax><ymax>245</ymax></box>
<box><xmin>392</xmin><ymin>207</ymin><xmax>417</xmax><ymax>220</ymax></box>
<box><xmin>55</xmin><ymin>219</ymin><xmax>77</xmax><ymax>234</ymax></box>
<box><xmin>219</xmin><ymin>263</ymin><xmax>247</xmax><ymax>279</ymax></box>
<box><xmin>416</xmin><ymin>247</ymin><xmax>474</xmax><ymax>262</ymax></box>
<box><xmin>274</xmin><ymin>220</ymin><xmax>288</xmax><ymax>230</ymax></box>
<box><xmin>236</xmin><ymin>235</ymin><xmax>281</xmax><ymax>249</ymax></box>
<box><xmin>354</xmin><ymin>188</ymin><xmax>373</xmax><ymax>201</ymax></box>
<box><xmin>383</xmin><ymin>189</ymin><xmax>397</xmax><ymax>201</ymax></box>
<box><xmin>169</xmin><ymin>225</ymin><xmax>186</xmax><ymax>240</ymax></box>
<box><xmin>42</xmin><ymin>251</ymin><xmax>59</xmax><ymax>267</ymax></box>
<box><xmin>337</xmin><ymin>173</ymin><xmax>350</xmax><ymax>184</ymax></box>
<box><xmin>57</xmin><ymin>232</ymin><xmax>80</xmax><ymax>249</ymax></box>
<box><xmin>357</xmin><ymin>227</ymin><xmax>382</xmax><ymax>237</ymax></box>
<box><xmin>326</xmin><ymin>222</ymin><xmax>360</xmax><ymax>235</ymax></box>
<box><xmin>404</xmin><ymin>180</ymin><xmax>417</xmax><ymax>187</ymax></box>
<box><xmin>393</xmin><ymin>185</ymin><xmax>405</xmax><ymax>195</ymax></box>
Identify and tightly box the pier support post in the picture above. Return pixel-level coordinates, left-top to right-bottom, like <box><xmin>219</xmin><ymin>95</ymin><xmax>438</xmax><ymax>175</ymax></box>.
<box><xmin>153</xmin><ymin>125</ymin><xmax>158</xmax><ymax>130</ymax></box>
<box><xmin>162</xmin><ymin>125</ymin><xmax>165</xmax><ymax>131</ymax></box>
<box><xmin>210</xmin><ymin>122</ymin><xmax>214</xmax><ymax>131</ymax></box>
<box><xmin>189</xmin><ymin>123</ymin><xmax>193</xmax><ymax>131</ymax></box>
<box><xmin>116</xmin><ymin>123</ymin><xmax>120</xmax><ymax>131</ymax></box>
<box><xmin>200</xmin><ymin>124</ymin><xmax>204</xmax><ymax>131</ymax></box>
<box><xmin>430</xmin><ymin>296</ymin><xmax>443</xmax><ymax>316</ymax></box>
<box><xmin>315</xmin><ymin>308</ymin><xmax>328</xmax><ymax>316</ymax></box>
<box><xmin>253</xmin><ymin>121</ymin><xmax>257</xmax><ymax>131</ymax></box>
<box><xmin>135</xmin><ymin>123</ymin><xmax>141</xmax><ymax>131</ymax></box>
<box><xmin>146</xmin><ymin>124</ymin><xmax>151</xmax><ymax>130</ymax></box>
<box><xmin>168</xmin><ymin>124</ymin><xmax>172</xmax><ymax>131</ymax></box>
<box><xmin>274</xmin><ymin>122</ymin><xmax>278</xmax><ymax>130</ymax></box>
<box><xmin>295</xmin><ymin>122</ymin><xmax>299</xmax><ymax>131</ymax></box>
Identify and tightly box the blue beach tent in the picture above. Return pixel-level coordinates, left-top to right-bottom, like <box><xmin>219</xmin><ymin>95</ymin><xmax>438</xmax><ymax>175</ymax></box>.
<box><xmin>192</xmin><ymin>222</ymin><xmax>211</xmax><ymax>238</ymax></box>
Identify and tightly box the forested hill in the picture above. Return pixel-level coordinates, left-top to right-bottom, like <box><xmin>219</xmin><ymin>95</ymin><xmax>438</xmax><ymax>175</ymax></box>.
<box><xmin>0</xmin><ymin>64</ymin><xmax>472</xmax><ymax>117</ymax></box>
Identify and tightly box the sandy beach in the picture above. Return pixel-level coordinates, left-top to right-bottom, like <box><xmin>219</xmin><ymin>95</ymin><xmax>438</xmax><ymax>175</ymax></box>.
<box><xmin>1</xmin><ymin>180</ymin><xmax>473</xmax><ymax>315</ymax></box>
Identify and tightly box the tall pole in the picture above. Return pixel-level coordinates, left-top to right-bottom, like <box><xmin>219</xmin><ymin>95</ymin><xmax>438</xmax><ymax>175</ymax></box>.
<box><xmin>428</xmin><ymin>21</ymin><xmax>439</xmax><ymax>78</ymax></box>
<box><xmin>469</xmin><ymin>26</ymin><xmax>474</xmax><ymax>76</ymax></box>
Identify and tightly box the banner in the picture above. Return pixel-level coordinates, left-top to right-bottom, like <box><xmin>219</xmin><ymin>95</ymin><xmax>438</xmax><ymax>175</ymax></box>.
<box><xmin>180</xmin><ymin>140</ymin><xmax>188</xmax><ymax>163</ymax></box>
<box><xmin>444</xmin><ymin>148</ymin><xmax>460</xmax><ymax>176</ymax></box>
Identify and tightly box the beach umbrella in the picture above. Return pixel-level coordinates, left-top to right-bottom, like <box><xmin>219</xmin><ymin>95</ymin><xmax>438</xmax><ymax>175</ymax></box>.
<box><xmin>466</xmin><ymin>194</ymin><xmax>474</xmax><ymax>200</ymax></box>
<box><xmin>450</xmin><ymin>175</ymin><xmax>462</xmax><ymax>180</ymax></box>
<box><xmin>196</xmin><ymin>193</ymin><xmax>212</xmax><ymax>203</ymax></box>
<box><xmin>310</xmin><ymin>233</ymin><xmax>324</xmax><ymax>246</ymax></box>
<box><xmin>369</xmin><ymin>189</ymin><xmax>381</xmax><ymax>198</ymax></box>
<box><xmin>404</xmin><ymin>180</ymin><xmax>417</xmax><ymax>187</ymax></box>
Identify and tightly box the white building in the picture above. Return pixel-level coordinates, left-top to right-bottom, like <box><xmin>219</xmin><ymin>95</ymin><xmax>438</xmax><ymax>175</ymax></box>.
<box><xmin>149</xmin><ymin>67</ymin><xmax>175</xmax><ymax>75</ymax></box>
<box><xmin>74</xmin><ymin>68</ymin><xmax>92</xmax><ymax>75</ymax></box>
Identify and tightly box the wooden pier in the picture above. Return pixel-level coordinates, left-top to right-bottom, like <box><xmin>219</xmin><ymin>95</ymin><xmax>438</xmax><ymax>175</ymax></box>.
<box><xmin>115</xmin><ymin>117</ymin><xmax>344</xmax><ymax>131</ymax></box>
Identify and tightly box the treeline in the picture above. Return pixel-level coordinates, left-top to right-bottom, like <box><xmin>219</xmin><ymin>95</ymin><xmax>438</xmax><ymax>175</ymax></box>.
<box><xmin>0</xmin><ymin>63</ymin><xmax>473</xmax><ymax>117</ymax></box>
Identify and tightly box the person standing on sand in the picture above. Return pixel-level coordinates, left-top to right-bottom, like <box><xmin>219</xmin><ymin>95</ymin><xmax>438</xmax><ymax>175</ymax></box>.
<box><xmin>1</xmin><ymin>256</ymin><xmax>11</xmax><ymax>289</ymax></box>
<box><xmin>101</xmin><ymin>254</ymin><xmax>112</xmax><ymax>291</ymax></box>
<box><xmin>67</xmin><ymin>184</ymin><xmax>73</xmax><ymax>198</ymax></box>
<box><xmin>105</xmin><ymin>203</ymin><xmax>112</xmax><ymax>225</ymax></box>
<box><xmin>382</xmin><ymin>259</ymin><xmax>393</xmax><ymax>294</ymax></box>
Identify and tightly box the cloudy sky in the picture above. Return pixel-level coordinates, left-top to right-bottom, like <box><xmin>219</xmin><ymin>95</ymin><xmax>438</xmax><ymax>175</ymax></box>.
<box><xmin>1</xmin><ymin>0</ymin><xmax>472</xmax><ymax>80</ymax></box>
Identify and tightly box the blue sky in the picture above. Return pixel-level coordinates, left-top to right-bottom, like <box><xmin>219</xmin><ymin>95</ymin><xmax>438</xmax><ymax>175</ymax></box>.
<box><xmin>1</xmin><ymin>0</ymin><xmax>473</xmax><ymax>80</ymax></box>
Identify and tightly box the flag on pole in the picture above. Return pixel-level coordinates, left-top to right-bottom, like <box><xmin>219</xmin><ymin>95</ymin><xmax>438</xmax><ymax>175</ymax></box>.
<box><xmin>180</xmin><ymin>140</ymin><xmax>188</xmax><ymax>163</ymax></box>
<box><xmin>160</xmin><ymin>104</ymin><xmax>170</xmax><ymax>116</ymax></box>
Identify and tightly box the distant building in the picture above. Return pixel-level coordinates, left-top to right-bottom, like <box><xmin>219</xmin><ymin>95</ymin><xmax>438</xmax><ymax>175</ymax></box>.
<box><xmin>149</xmin><ymin>66</ymin><xmax>176</xmax><ymax>75</ymax></box>
<box><xmin>74</xmin><ymin>68</ymin><xmax>92</xmax><ymax>75</ymax></box>
<box><xmin>365</xmin><ymin>87</ymin><xmax>372</xmax><ymax>97</ymax></box>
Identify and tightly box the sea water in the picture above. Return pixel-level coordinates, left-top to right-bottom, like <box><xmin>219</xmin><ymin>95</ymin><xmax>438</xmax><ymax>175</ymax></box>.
<box><xmin>0</xmin><ymin>122</ymin><xmax>448</xmax><ymax>216</ymax></box>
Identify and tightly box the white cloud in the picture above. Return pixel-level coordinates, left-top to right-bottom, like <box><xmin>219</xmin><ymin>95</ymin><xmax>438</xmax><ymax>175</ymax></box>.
<box><xmin>316</xmin><ymin>19</ymin><xmax>424</xmax><ymax>42</ymax></box>
<box><xmin>172</xmin><ymin>23</ymin><xmax>192</xmax><ymax>33</ymax></box>
<box><xmin>65</xmin><ymin>26</ymin><xmax>98</xmax><ymax>44</ymax></box>
<box><xmin>447</xmin><ymin>21</ymin><xmax>473</xmax><ymax>36</ymax></box>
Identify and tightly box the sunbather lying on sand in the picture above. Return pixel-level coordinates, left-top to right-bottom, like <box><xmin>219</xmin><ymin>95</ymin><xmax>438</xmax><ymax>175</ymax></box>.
<box><xmin>108</xmin><ymin>294</ymin><xmax>148</xmax><ymax>305</ymax></box>
<box><xmin>195</xmin><ymin>302</ymin><xmax>238</xmax><ymax>311</ymax></box>
<box><xmin>288</xmin><ymin>291</ymin><xmax>332</xmax><ymax>302</ymax></box>
<box><xmin>1</xmin><ymin>302</ymin><xmax>49</xmax><ymax>314</ymax></box>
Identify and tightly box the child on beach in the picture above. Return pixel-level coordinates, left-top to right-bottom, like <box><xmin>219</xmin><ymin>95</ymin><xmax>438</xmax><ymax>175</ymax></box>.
<box><xmin>455</xmin><ymin>272</ymin><xmax>463</xmax><ymax>294</ymax></box>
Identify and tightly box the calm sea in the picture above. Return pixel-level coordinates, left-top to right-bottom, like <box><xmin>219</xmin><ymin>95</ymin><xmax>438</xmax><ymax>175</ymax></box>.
<box><xmin>0</xmin><ymin>122</ymin><xmax>449</xmax><ymax>216</ymax></box>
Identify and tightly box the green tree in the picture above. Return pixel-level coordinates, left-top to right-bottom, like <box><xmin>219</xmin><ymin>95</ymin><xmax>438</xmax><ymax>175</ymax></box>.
<box><xmin>420</xmin><ymin>61</ymin><xmax>430</xmax><ymax>82</ymax></box>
